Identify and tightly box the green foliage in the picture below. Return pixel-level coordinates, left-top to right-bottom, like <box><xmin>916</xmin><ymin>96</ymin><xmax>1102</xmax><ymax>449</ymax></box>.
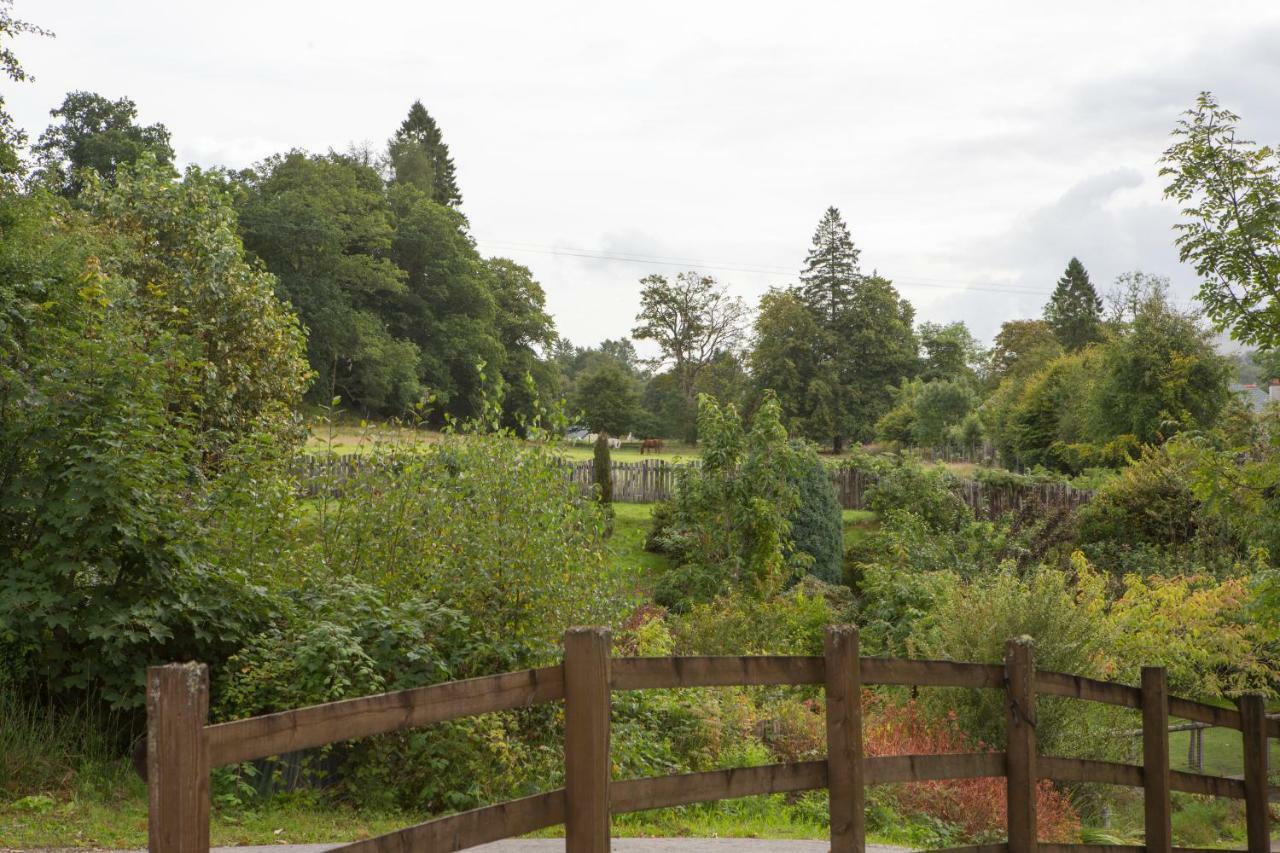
<box><xmin>215</xmin><ymin>582</ymin><xmax>462</xmax><ymax>719</ymax></box>
<box><xmin>0</xmin><ymin>171</ymin><xmax>302</xmax><ymax>708</ymax></box>
<box><xmin>918</xmin><ymin>321</ymin><xmax>983</xmax><ymax>383</ymax></box>
<box><xmin>237</xmin><ymin>121</ymin><xmax>555</xmax><ymax>425</ymax></box>
<box><xmin>778</xmin><ymin>207</ymin><xmax>919</xmax><ymax>450</ymax></box>
<box><xmin>913</xmin><ymin>561</ymin><xmax>1120</xmax><ymax>759</ymax></box>
<box><xmin>593</xmin><ymin>431</ymin><xmax>613</xmax><ymax>506</ymax></box>
<box><xmin>651</xmin><ymin>393</ymin><xmax>806</xmax><ymax>610</ymax></box>
<box><xmin>632</xmin><ymin>271</ymin><xmax>747</xmax><ymax>440</ymax></box>
<box><xmin>1078</xmin><ymin>445</ymin><xmax>1228</xmax><ymax>556</ymax></box>
<box><xmin>1161</xmin><ymin>92</ymin><xmax>1280</xmax><ymax>347</ymax></box>
<box><xmin>987</xmin><ymin>319</ymin><xmax>1063</xmax><ymax>385</ymax></box>
<box><xmin>864</xmin><ymin>463</ymin><xmax>972</xmax><ymax>534</ymax></box>
<box><xmin>987</xmin><ymin>280</ymin><xmax>1228</xmax><ymax>472</ymax></box>
<box><xmin>1090</xmin><ymin>275</ymin><xmax>1230</xmax><ymax>444</ymax></box>
<box><xmin>87</xmin><ymin>158</ymin><xmax>312</xmax><ymax>455</ymax></box>
<box><xmin>911</xmin><ymin>379</ymin><xmax>977</xmax><ymax>447</ymax></box>
<box><xmin>305</xmin><ymin>434</ymin><xmax>622</xmax><ymax>667</ymax></box>
<box><xmin>33</xmin><ymin>91</ymin><xmax>175</xmax><ymax>196</ymax></box>
<box><xmin>0</xmin><ymin>0</ymin><xmax>49</xmax><ymax>183</ymax></box>
<box><xmin>1044</xmin><ymin>257</ymin><xmax>1103</xmax><ymax>351</ymax></box>
<box><xmin>786</xmin><ymin>454</ymin><xmax>843</xmax><ymax>583</ymax></box>
<box><xmin>388</xmin><ymin>100</ymin><xmax>462</xmax><ymax>208</ymax></box>
<box><xmin>575</xmin><ymin>362</ymin><xmax>640</xmax><ymax>434</ymax></box>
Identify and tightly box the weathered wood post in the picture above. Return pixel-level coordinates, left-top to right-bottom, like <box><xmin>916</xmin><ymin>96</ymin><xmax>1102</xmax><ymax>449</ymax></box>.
<box><xmin>1141</xmin><ymin>666</ymin><xmax>1172</xmax><ymax>853</ymax></box>
<box><xmin>1239</xmin><ymin>692</ymin><xmax>1270</xmax><ymax>853</ymax></box>
<box><xmin>1004</xmin><ymin>637</ymin><xmax>1037</xmax><ymax>853</ymax></box>
<box><xmin>564</xmin><ymin>627</ymin><xmax>612</xmax><ymax>853</ymax></box>
<box><xmin>147</xmin><ymin>662</ymin><xmax>210</xmax><ymax>853</ymax></box>
<box><xmin>825</xmin><ymin>625</ymin><xmax>865</xmax><ymax>853</ymax></box>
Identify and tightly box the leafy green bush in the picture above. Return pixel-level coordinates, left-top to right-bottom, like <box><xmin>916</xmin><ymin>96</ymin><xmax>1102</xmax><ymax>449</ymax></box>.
<box><xmin>300</xmin><ymin>433</ymin><xmax>622</xmax><ymax>669</ymax></box>
<box><xmin>786</xmin><ymin>452</ymin><xmax>843</xmax><ymax>583</ymax></box>
<box><xmin>0</xmin><ymin>166</ymin><xmax>308</xmax><ymax>710</ymax></box>
<box><xmin>911</xmin><ymin>560</ymin><xmax>1125</xmax><ymax>760</ymax></box>
<box><xmin>864</xmin><ymin>463</ymin><xmax>971</xmax><ymax>534</ymax></box>
<box><xmin>651</xmin><ymin>393</ymin><xmax>807</xmax><ymax>611</ymax></box>
<box><xmin>1077</xmin><ymin>444</ymin><xmax>1244</xmax><ymax>575</ymax></box>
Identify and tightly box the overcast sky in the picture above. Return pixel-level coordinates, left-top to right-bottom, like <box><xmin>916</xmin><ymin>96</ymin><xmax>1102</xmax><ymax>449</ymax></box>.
<box><xmin>9</xmin><ymin>1</ymin><xmax>1280</xmax><ymax>351</ymax></box>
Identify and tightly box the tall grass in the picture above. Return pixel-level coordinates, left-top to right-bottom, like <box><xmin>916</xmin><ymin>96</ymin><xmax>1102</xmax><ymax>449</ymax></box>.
<box><xmin>0</xmin><ymin>682</ymin><xmax>134</xmax><ymax>799</ymax></box>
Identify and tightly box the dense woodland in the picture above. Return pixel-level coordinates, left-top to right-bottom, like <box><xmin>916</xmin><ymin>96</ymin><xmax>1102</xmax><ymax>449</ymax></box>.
<box><xmin>4</xmin><ymin>2</ymin><xmax>1280</xmax><ymax>848</ymax></box>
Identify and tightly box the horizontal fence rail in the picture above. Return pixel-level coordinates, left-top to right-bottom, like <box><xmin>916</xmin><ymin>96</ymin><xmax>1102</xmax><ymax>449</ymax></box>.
<box><xmin>146</xmin><ymin>628</ymin><xmax>1273</xmax><ymax>853</ymax></box>
<box><xmin>294</xmin><ymin>454</ymin><xmax>1097</xmax><ymax>514</ymax></box>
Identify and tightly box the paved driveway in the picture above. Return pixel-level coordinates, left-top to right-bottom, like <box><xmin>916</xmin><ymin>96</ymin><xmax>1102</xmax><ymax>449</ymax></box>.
<box><xmin>21</xmin><ymin>841</ymin><xmax>910</xmax><ymax>853</ymax></box>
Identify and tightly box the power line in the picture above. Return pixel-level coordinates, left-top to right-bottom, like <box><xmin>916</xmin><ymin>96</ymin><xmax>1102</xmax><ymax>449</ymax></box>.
<box><xmin>474</xmin><ymin>238</ymin><xmax>1057</xmax><ymax>298</ymax></box>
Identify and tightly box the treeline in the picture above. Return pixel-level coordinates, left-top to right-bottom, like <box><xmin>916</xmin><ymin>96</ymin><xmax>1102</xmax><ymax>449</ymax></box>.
<box><xmin>9</xmin><ymin>84</ymin><xmax>1244</xmax><ymax>463</ymax></box>
<box><xmin>19</xmin><ymin>91</ymin><xmax>558</xmax><ymax>427</ymax></box>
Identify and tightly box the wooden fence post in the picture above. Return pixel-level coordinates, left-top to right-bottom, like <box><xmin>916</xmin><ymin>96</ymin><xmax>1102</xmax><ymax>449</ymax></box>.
<box><xmin>1141</xmin><ymin>666</ymin><xmax>1172</xmax><ymax>853</ymax></box>
<box><xmin>1239</xmin><ymin>692</ymin><xmax>1270</xmax><ymax>853</ymax></box>
<box><xmin>1005</xmin><ymin>637</ymin><xmax>1037</xmax><ymax>853</ymax></box>
<box><xmin>147</xmin><ymin>662</ymin><xmax>210</xmax><ymax>853</ymax></box>
<box><xmin>825</xmin><ymin>625</ymin><xmax>865</xmax><ymax>853</ymax></box>
<box><xmin>564</xmin><ymin>627</ymin><xmax>611</xmax><ymax>853</ymax></box>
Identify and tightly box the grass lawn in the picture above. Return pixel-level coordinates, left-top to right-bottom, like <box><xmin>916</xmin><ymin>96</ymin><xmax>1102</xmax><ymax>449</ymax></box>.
<box><xmin>0</xmin><ymin>783</ymin><xmax>415</xmax><ymax>849</ymax></box>
<box><xmin>842</xmin><ymin>509</ymin><xmax>877</xmax><ymax>550</ymax></box>
<box><xmin>556</xmin><ymin>441</ymin><xmax>698</xmax><ymax>464</ymax></box>
<box><xmin>1167</xmin><ymin>723</ymin><xmax>1280</xmax><ymax>778</ymax></box>
<box><xmin>304</xmin><ymin>421</ymin><xmax>440</xmax><ymax>455</ymax></box>
<box><xmin>608</xmin><ymin>502</ymin><xmax>668</xmax><ymax>594</ymax></box>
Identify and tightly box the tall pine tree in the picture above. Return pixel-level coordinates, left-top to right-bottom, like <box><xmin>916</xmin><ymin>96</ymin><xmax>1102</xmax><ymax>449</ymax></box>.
<box><xmin>388</xmin><ymin>100</ymin><xmax>462</xmax><ymax>207</ymax></box>
<box><xmin>799</xmin><ymin>206</ymin><xmax>861</xmax><ymax>322</ymax></box>
<box><xmin>1043</xmin><ymin>257</ymin><xmax>1103</xmax><ymax>351</ymax></box>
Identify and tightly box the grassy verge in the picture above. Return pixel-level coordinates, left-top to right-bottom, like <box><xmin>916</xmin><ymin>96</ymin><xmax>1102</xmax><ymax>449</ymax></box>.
<box><xmin>609</xmin><ymin>502</ymin><xmax>668</xmax><ymax>595</ymax></box>
<box><xmin>1</xmin><ymin>779</ymin><xmax>423</xmax><ymax>849</ymax></box>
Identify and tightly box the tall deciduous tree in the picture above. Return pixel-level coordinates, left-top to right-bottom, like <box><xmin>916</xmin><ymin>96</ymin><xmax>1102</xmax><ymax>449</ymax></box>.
<box><xmin>388</xmin><ymin>100</ymin><xmax>462</xmax><ymax>208</ymax></box>
<box><xmin>574</xmin><ymin>362</ymin><xmax>640</xmax><ymax>435</ymax></box>
<box><xmin>1161</xmin><ymin>92</ymin><xmax>1280</xmax><ymax>348</ymax></box>
<box><xmin>33</xmin><ymin>91</ymin><xmax>175</xmax><ymax>196</ymax></box>
<box><xmin>988</xmin><ymin>319</ymin><xmax>1063</xmax><ymax>384</ymax></box>
<box><xmin>0</xmin><ymin>0</ymin><xmax>50</xmax><ymax>183</ymax></box>
<box><xmin>632</xmin><ymin>271</ymin><xmax>747</xmax><ymax>405</ymax></box>
<box><xmin>237</xmin><ymin>151</ymin><xmax>420</xmax><ymax>414</ymax></box>
<box><xmin>919</xmin><ymin>321</ymin><xmax>983</xmax><ymax>383</ymax></box>
<box><xmin>1044</xmin><ymin>257</ymin><xmax>1103</xmax><ymax>351</ymax></box>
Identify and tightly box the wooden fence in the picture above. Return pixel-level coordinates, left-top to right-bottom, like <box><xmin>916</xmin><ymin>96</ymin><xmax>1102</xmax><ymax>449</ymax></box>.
<box><xmin>570</xmin><ymin>460</ymin><xmax>1094</xmax><ymax>516</ymax></box>
<box><xmin>145</xmin><ymin>628</ymin><xmax>1276</xmax><ymax>853</ymax></box>
<box><xmin>292</xmin><ymin>455</ymin><xmax>1095</xmax><ymax>515</ymax></box>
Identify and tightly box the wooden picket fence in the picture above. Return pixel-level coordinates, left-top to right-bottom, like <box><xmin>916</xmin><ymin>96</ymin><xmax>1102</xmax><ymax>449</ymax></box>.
<box><xmin>145</xmin><ymin>628</ymin><xmax>1276</xmax><ymax>853</ymax></box>
<box><xmin>290</xmin><ymin>455</ymin><xmax>1095</xmax><ymax>515</ymax></box>
<box><xmin>570</xmin><ymin>460</ymin><xmax>1094</xmax><ymax>516</ymax></box>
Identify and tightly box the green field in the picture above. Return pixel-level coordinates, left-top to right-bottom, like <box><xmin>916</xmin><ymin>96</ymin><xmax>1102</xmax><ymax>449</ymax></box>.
<box><xmin>1168</xmin><ymin>724</ymin><xmax>1280</xmax><ymax>778</ymax></box>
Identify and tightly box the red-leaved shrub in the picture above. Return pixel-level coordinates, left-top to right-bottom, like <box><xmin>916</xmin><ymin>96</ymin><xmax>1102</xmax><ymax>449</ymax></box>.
<box><xmin>862</xmin><ymin>693</ymin><xmax>1080</xmax><ymax>842</ymax></box>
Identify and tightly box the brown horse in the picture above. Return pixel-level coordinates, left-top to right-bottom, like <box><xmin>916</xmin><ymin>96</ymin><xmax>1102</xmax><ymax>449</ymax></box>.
<box><xmin>639</xmin><ymin>438</ymin><xmax>664</xmax><ymax>455</ymax></box>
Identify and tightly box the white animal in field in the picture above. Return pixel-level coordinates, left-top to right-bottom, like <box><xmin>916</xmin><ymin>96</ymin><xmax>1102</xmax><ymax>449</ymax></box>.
<box><xmin>608</xmin><ymin>437</ymin><xmax>622</xmax><ymax>449</ymax></box>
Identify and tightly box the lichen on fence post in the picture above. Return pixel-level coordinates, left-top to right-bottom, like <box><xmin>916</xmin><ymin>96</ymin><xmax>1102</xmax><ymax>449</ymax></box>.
<box><xmin>147</xmin><ymin>662</ymin><xmax>210</xmax><ymax>853</ymax></box>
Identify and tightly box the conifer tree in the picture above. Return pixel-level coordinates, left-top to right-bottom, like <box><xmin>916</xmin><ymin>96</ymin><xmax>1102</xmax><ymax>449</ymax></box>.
<box><xmin>388</xmin><ymin>100</ymin><xmax>462</xmax><ymax>207</ymax></box>
<box><xmin>1044</xmin><ymin>257</ymin><xmax>1103</xmax><ymax>350</ymax></box>
<box><xmin>799</xmin><ymin>206</ymin><xmax>861</xmax><ymax>321</ymax></box>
